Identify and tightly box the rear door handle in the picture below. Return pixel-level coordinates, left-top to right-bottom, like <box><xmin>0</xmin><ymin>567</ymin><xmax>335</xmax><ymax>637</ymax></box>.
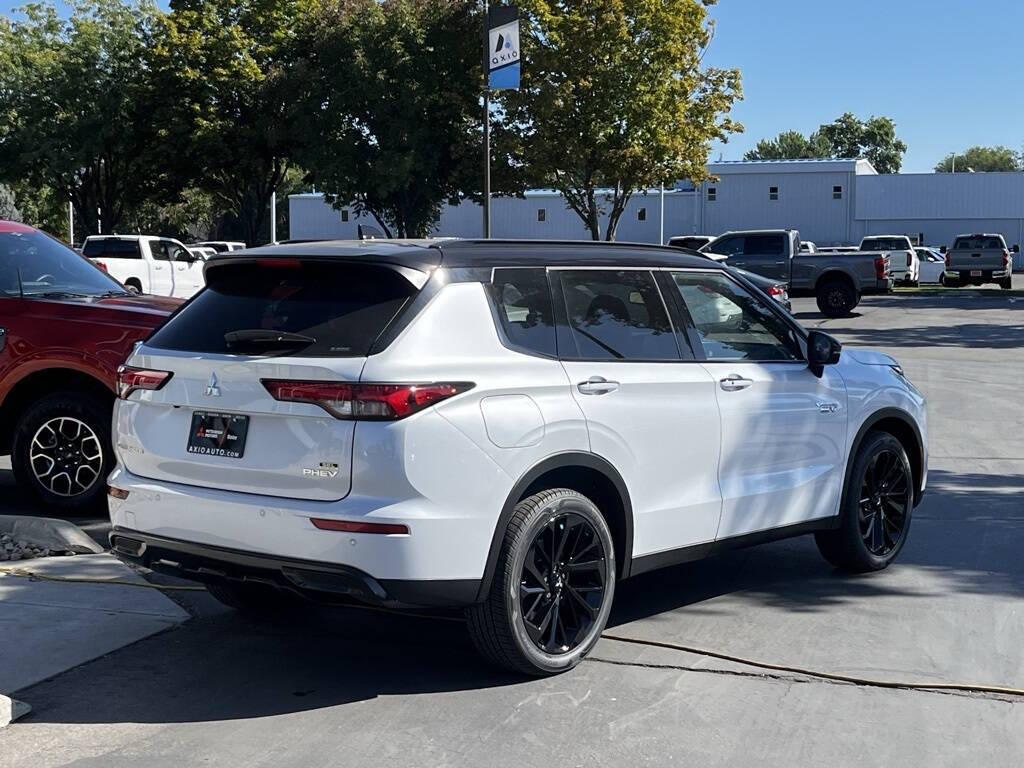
<box><xmin>0</xmin><ymin>327</ymin><xmax>6</xmax><ymax>353</ymax></box>
<box><xmin>577</xmin><ymin>376</ymin><xmax>619</xmax><ymax>395</ymax></box>
<box><xmin>719</xmin><ymin>374</ymin><xmax>753</xmax><ymax>391</ymax></box>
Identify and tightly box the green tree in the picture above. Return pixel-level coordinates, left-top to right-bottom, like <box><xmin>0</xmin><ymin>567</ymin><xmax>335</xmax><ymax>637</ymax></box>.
<box><xmin>0</xmin><ymin>184</ymin><xmax>21</xmax><ymax>222</ymax></box>
<box><xmin>147</xmin><ymin>0</ymin><xmax>309</xmax><ymax>245</ymax></box>
<box><xmin>294</xmin><ymin>0</ymin><xmax>482</xmax><ymax>238</ymax></box>
<box><xmin>498</xmin><ymin>0</ymin><xmax>742</xmax><ymax>241</ymax></box>
<box><xmin>8</xmin><ymin>181</ymin><xmax>69</xmax><ymax>239</ymax></box>
<box><xmin>0</xmin><ymin>0</ymin><xmax>157</xmax><ymax>235</ymax></box>
<box><xmin>817</xmin><ymin>113</ymin><xmax>906</xmax><ymax>173</ymax></box>
<box><xmin>935</xmin><ymin>146</ymin><xmax>1022</xmax><ymax>173</ymax></box>
<box><xmin>743</xmin><ymin>130</ymin><xmax>830</xmax><ymax>161</ymax></box>
<box><xmin>744</xmin><ymin>114</ymin><xmax>907</xmax><ymax>173</ymax></box>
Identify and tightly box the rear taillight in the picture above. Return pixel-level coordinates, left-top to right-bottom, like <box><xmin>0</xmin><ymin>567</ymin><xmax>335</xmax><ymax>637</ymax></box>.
<box><xmin>874</xmin><ymin>256</ymin><xmax>888</xmax><ymax>280</ymax></box>
<box><xmin>906</xmin><ymin>252</ymin><xmax>912</xmax><ymax>267</ymax></box>
<box><xmin>261</xmin><ymin>380</ymin><xmax>473</xmax><ymax>420</ymax></box>
<box><xmin>767</xmin><ymin>284</ymin><xmax>785</xmax><ymax>298</ymax></box>
<box><xmin>945</xmin><ymin>252</ymin><xmax>951</xmax><ymax>268</ymax></box>
<box><xmin>1004</xmin><ymin>250</ymin><xmax>1011</xmax><ymax>268</ymax></box>
<box><xmin>93</xmin><ymin>260</ymin><xmax>108</xmax><ymax>273</ymax></box>
<box><xmin>117</xmin><ymin>365</ymin><xmax>173</xmax><ymax>399</ymax></box>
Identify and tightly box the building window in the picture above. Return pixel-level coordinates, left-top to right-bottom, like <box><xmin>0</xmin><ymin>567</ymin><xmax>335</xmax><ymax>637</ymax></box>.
<box><xmin>637</xmin><ymin>207</ymin><xmax>647</xmax><ymax>222</ymax></box>
<box><xmin>707</xmin><ymin>187</ymin><xmax>716</xmax><ymax>202</ymax></box>
<box><xmin>537</xmin><ymin>208</ymin><xmax>546</xmax><ymax>222</ymax></box>
<box><xmin>833</xmin><ymin>185</ymin><xmax>842</xmax><ymax>200</ymax></box>
<box><xmin>769</xmin><ymin>186</ymin><xmax>779</xmax><ymax>201</ymax></box>
<box><xmin>341</xmin><ymin>209</ymin><xmax>349</xmax><ymax>222</ymax></box>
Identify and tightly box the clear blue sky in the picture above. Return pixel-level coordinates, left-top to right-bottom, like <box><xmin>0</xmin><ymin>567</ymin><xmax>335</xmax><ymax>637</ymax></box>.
<box><xmin>3</xmin><ymin>0</ymin><xmax>1021</xmax><ymax>173</ymax></box>
<box><xmin>703</xmin><ymin>0</ymin><xmax>1024</xmax><ymax>172</ymax></box>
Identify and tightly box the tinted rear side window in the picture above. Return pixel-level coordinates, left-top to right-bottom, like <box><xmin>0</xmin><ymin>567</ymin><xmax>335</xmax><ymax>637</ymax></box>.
<box><xmin>953</xmin><ymin>236</ymin><xmax>1004</xmax><ymax>250</ymax></box>
<box><xmin>82</xmin><ymin>239</ymin><xmax>142</xmax><ymax>259</ymax></box>
<box><xmin>147</xmin><ymin>261</ymin><xmax>417</xmax><ymax>357</ymax></box>
<box><xmin>556</xmin><ymin>270</ymin><xmax>679</xmax><ymax>361</ymax></box>
<box><xmin>743</xmin><ymin>234</ymin><xmax>786</xmax><ymax>255</ymax></box>
<box><xmin>490</xmin><ymin>268</ymin><xmax>556</xmax><ymax>357</ymax></box>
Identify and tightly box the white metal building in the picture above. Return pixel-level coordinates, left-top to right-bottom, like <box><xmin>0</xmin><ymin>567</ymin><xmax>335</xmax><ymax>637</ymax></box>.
<box><xmin>289</xmin><ymin>159</ymin><xmax>1024</xmax><ymax>261</ymax></box>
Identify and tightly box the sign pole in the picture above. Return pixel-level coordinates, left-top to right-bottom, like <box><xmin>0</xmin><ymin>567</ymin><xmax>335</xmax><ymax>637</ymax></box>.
<box><xmin>483</xmin><ymin>0</ymin><xmax>491</xmax><ymax>239</ymax></box>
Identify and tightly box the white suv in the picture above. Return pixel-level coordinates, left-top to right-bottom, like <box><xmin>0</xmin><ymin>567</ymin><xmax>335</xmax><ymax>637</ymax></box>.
<box><xmin>108</xmin><ymin>240</ymin><xmax>927</xmax><ymax>676</ymax></box>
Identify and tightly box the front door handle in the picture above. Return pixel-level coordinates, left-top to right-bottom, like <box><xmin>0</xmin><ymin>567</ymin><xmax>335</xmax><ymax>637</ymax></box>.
<box><xmin>719</xmin><ymin>374</ymin><xmax>753</xmax><ymax>391</ymax></box>
<box><xmin>817</xmin><ymin>401</ymin><xmax>840</xmax><ymax>413</ymax></box>
<box><xmin>577</xmin><ymin>376</ymin><xmax>619</xmax><ymax>395</ymax></box>
<box><xmin>0</xmin><ymin>327</ymin><xmax>6</xmax><ymax>353</ymax></box>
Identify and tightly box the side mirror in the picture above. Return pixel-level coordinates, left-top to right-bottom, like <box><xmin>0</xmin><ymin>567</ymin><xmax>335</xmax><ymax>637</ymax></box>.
<box><xmin>939</xmin><ymin>245</ymin><xmax>947</xmax><ymax>254</ymax></box>
<box><xmin>807</xmin><ymin>330</ymin><xmax>841</xmax><ymax>377</ymax></box>
<box><xmin>1013</xmin><ymin>244</ymin><xmax>1020</xmax><ymax>254</ymax></box>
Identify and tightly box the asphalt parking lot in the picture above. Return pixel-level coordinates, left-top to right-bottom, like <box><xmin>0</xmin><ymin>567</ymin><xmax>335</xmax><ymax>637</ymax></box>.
<box><xmin>2</xmin><ymin>281</ymin><xmax>1023</xmax><ymax>766</ymax></box>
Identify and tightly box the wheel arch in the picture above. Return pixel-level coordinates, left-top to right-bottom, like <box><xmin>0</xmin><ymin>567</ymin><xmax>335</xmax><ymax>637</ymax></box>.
<box><xmin>845</xmin><ymin>407</ymin><xmax>926</xmax><ymax>508</ymax></box>
<box><xmin>815</xmin><ymin>269</ymin><xmax>857</xmax><ymax>293</ymax></box>
<box><xmin>476</xmin><ymin>452</ymin><xmax>635</xmax><ymax>602</ymax></box>
<box><xmin>0</xmin><ymin>368</ymin><xmax>114</xmax><ymax>454</ymax></box>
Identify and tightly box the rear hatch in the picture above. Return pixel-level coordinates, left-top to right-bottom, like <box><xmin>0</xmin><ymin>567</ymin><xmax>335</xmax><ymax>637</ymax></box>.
<box><xmin>118</xmin><ymin>258</ymin><xmax>422</xmax><ymax>501</ymax></box>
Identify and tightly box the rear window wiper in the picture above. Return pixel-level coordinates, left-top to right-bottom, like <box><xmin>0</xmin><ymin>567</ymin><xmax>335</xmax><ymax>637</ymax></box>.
<box><xmin>224</xmin><ymin>329</ymin><xmax>316</xmax><ymax>348</ymax></box>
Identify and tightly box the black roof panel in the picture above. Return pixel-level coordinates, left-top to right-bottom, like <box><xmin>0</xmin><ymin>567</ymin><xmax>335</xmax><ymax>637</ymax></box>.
<box><xmin>208</xmin><ymin>238</ymin><xmax>717</xmax><ymax>272</ymax></box>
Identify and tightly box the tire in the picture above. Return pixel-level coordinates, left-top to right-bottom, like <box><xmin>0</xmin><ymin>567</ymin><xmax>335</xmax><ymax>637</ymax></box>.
<box><xmin>124</xmin><ymin>278</ymin><xmax>142</xmax><ymax>293</ymax></box>
<box><xmin>815</xmin><ymin>431</ymin><xmax>914</xmax><ymax>573</ymax></box>
<box><xmin>206</xmin><ymin>582</ymin><xmax>302</xmax><ymax>616</ymax></box>
<box><xmin>11</xmin><ymin>391</ymin><xmax>113</xmax><ymax>511</ymax></box>
<box><xmin>939</xmin><ymin>274</ymin><xmax>946</xmax><ymax>286</ymax></box>
<box><xmin>1001</xmin><ymin>277</ymin><xmax>1013</xmax><ymax>290</ymax></box>
<box><xmin>816</xmin><ymin>279</ymin><xmax>857</xmax><ymax>317</ymax></box>
<box><xmin>908</xmin><ymin>279</ymin><xmax>919</xmax><ymax>287</ymax></box>
<box><xmin>467</xmin><ymin>489</ymin><xmax>616</xmax><ymax>676</ymax></box>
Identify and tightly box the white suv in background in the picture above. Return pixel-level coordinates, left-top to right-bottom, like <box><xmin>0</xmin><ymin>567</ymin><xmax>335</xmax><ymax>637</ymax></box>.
<box><xmin>859</xmin><ymin>235</ymin><xmax>920</xmax><ymax>285</ymax></box>
<box><xmin>108</xmin><ymin>240</ymin><xmax>928</xmax><ymax>676</ymax></box>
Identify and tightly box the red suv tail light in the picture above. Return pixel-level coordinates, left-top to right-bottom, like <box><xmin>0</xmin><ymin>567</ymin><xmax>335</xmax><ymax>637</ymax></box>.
<box><xmin>261</xmin><ymin>380</ymin><xmax>474</xmax><ymax>420</ymax></box>
<box><xmin>874</xmin><ymin>256</ymin><xmax>888</xmax><ymax>280</ymax></box>
<box><xmin>1004</xmin><ymin>249</ymin><xmax>1011</xmax><ymax>269</ymax></box>
<box><xmin>117</xmin><ymin>365</ymin><xmax>173</xmax><ymax>399</ymax></box>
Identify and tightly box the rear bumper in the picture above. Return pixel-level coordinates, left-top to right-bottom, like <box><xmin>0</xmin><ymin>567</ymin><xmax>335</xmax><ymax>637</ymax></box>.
<box><xmin>945</xmin><ymin>269</ymin><xmax>1009</xmax><ymax>282</ymax></box>
<box><xmin>862</xmin><ymin>277</ymin><xmax>894</xmax><ymax>295</ymax></box>
<box><xmin>110</xmin><ymin>527</ymin><xmax>479</xmax><ymax>608</ymax></box>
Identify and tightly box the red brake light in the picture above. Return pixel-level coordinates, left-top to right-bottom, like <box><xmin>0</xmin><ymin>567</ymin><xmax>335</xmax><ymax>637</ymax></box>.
<box><xmin>767</xmin><ymin>284</ymin><xmax>785</xmax><ymax>297</ymax></box>
<box><xmin>1004</xmin><ymin>250</ymin><xmax>1011</xmax><ymax>268</ymax></box>
<box><xmin>258</xmin><ymin>258</ymin><xmax>302</xmax><ymax>268</ymax></box>
<box><xmin>906</xmin><ymin>252</ymin><xmax>912</xmax><ymax>267</ymax></box>
<box><xmin>945</xmin><ymin>251</ymin><xmax>951</xmax><ymax>268</ymax></box>
<box><xmin>93</xmin><ymin>260</ymin><xmax>108</xmax><ymax>273</ymax></box>
<box><xmin>874</xmin><ymin>256</ymin><xmax>887</xmax><ymax>280</ymax></box>
<box><xmin>261</xmin><ymin>380</ymin><xmax>473</xmax><ymax>420</ymax></box>
<box><xmin>117</xmin><ymin>365</ymin><xmax>173</xmax><ymax>399</ymax></box>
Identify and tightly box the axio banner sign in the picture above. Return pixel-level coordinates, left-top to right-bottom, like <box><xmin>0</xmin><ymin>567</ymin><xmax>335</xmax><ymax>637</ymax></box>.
<box><xmin>487</xmin><ymin>5</ymin><xmax>520</xmax><ymax>90</ymax></box>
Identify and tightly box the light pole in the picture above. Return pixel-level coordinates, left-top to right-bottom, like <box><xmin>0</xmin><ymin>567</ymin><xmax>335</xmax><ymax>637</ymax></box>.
<box><xmin>482</xmin><ymin>0</ymin><xmax>490</xmax><ymax>238</ymax></box>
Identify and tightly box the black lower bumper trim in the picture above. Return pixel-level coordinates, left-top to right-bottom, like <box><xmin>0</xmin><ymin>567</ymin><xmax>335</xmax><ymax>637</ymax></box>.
<box><xmin>109</xmin><ymin>528</ymin><xmax>479</xmax><ymax>609</ymax></box>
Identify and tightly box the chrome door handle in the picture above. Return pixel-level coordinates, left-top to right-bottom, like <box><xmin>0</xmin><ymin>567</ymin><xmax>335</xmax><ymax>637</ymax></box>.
<box><xmin>719</xmin><ymin>374</ymin><xmax>753</xmax><ymax>391</ymax></box>
<box><xmin>817</xmin><ymin>401</ymin><xmax>839</xmax><ymax>413</ymax></box>
<box><xmin>577</xmin><ymin>376</ymin><xmax>619</xmax><ymax>395</ymax></box>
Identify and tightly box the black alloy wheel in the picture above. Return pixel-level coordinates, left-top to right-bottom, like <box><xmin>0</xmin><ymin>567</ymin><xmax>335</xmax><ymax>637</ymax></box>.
<box><xmin>857</xmin><ymin>448</ymin><xmax>911</xmax><ymax>557</ymax></box>
<box><xmin>519</xmin><ymin>512</ymin><xmax>608</xmax><ymax>654</ymax></box>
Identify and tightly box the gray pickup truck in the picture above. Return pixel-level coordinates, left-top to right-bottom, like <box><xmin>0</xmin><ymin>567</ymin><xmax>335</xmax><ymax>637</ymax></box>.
<box><xmin>941</xmin><ymin>233</ymin><xmax>1018</xmax><ymax>289</ymax></box>
<box><xmin>701</xmin><ymin>229</ymin><xmax>893</xmax><ymax>317</ymax></box>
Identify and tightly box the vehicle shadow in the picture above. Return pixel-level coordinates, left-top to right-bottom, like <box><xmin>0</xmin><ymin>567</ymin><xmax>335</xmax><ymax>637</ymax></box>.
<box><xmin>813</xmin><ymin>322</ymin><xmax>1024</xmax><ymax>349</ymax></box>
<box><xmin>17</xmin><ymin>469</ymin><xmax>1023</xmax><ymax>725</ymax></box>
<box><xmin>0</xmin><ymin>463</ymin><xmax>111</xmax><ymax>547</ymax></box>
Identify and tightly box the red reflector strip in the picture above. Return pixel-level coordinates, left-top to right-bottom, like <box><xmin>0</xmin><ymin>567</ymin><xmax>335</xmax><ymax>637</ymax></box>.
<box><xmin>117</xmin><ymin>365</ymin><xmax>173</xmax><ymax>399</ymax></box>
<box><xmin>257</xmin><ymin>258</ymin><xmax>302</xmax><ymax>268</ymax></box>
<box><xmin>310</xmin><ymin>518</ymin><xmax>409</xmax><ymax>535</ymax></box>
<box><xmin>108</xmin><ymin>486</ymin><xmax>130</xmax><ymax>500</ymax></box>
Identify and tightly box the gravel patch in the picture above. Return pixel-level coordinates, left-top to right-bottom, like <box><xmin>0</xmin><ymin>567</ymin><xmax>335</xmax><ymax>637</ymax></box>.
<box><xmin>0</xmin><ymin>532</ymin><xmax>77</xmax><ymax>562</ymax></box>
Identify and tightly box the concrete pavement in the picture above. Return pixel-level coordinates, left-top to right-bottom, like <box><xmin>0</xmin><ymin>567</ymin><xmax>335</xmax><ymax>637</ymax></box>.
<box><xmin>0</xmin><ymin>287</ymin><xmax>1022</xmax><ymax>765</ymax></box>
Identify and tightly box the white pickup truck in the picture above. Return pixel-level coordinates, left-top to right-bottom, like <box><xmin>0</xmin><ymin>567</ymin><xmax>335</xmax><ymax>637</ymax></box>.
<box><xmin>82</xmin><ymin>235</ymin><xmax>206</xmax><ymax>298</ymax></box>
<box><xmin>859</xmin><ymin>235</ymin><xmax>919</xmax><ymax>285</ymax></box>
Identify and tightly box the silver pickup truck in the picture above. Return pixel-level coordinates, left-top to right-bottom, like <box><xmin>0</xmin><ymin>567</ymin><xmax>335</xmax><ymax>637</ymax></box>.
<box><xmin>941</xmin><ymin>233</ymin><xmax>1018</xmax><ymax>289</ymax></box>
<box><xmin>701</xmin><ymin>229</ymin><xmax>893</xmax><ymax>317</ymax></box>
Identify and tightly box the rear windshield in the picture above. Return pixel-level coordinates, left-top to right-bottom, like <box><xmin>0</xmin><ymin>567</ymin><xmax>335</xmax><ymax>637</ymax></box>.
<box><xmin>147</xmin><ymin>261</ymin><xmax>418</xmax><ymax>357</ymax></box>
<box><xmin>82</xmin><ymin>238</ymin><xmax>142</xmax><ymax>259</ymax></box>
<box><xmin>953</xmin><ymin>235</ymin><xmax>1005</xmax><ymax>250</ymax></box>
<box><xmin>861</xmin><ymin>237</ymin><xmax>911</xmax><ymax>251</ymax></box>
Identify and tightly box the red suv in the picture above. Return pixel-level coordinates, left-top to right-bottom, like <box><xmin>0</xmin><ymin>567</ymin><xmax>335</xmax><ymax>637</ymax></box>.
<box><xmin>0</xmin><ymin>221</ymin><xmax>181</xmax><ymax>509</ymax></box>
